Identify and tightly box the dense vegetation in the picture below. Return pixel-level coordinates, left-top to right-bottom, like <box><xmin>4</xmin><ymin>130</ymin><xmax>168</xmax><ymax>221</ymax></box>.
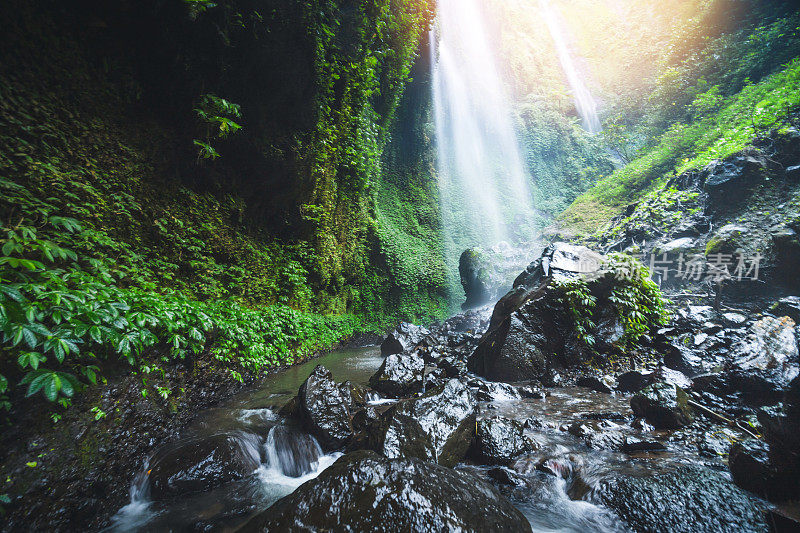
<box><xmin>559</xmin><ymin>0</ymin><xmax>800</xmax><ymax>236</ymax></box>
<box><xmin>0</xmin><ymin>0</ymin><xmax>445</xmax><ymax>416</ymax></box>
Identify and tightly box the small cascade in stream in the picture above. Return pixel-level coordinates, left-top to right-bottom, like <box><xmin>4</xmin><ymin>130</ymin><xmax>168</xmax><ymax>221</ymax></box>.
<box><xmin>540</xmin><ymin>0</ymin><xmax>602</xmax><ymax>133</ymax></box>
<box><xmin>430</xmin><ymin>0</ymin><xmax>535</xmax><ymax>277</ymax></box>
<box><xmin>263</xmin><ymin>425</ymin><xmax>323</xmax><ymax>478</ymax></box>
<box><xmin>109</xmin><ymin>426</ymin><xmax>340</xmax><ymax>531</ymax></box>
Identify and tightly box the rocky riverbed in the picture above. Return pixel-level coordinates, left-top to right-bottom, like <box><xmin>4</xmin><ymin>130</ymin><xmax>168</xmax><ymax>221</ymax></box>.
<box><xmin>99</xmin><ymin>241</ymin><xmax>800</xmax><ymax>532</ymax></box>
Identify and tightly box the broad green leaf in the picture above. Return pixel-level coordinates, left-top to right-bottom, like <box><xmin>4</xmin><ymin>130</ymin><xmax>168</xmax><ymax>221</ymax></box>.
<box><xmin>44</xmin><ymin>374</ymin><xmax>61</xmax><ymax>402</ymax></box>
<box><xmin>60</xmin><ymin>377</ymin><xmax>74</xmax><ymax>397</ymax></box>
<box><xmin>0</xmin><ymin>285</ymin><xmax>23</xmax><ymax>302</ymax></box>
<box><xmin>26</xmin><ymin>373</ymin><xmax>48</xmax><ymax>397</ymax></box>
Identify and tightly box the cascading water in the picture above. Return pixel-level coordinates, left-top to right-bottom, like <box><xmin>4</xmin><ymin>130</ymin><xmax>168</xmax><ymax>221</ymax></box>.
<box><xmin>430</xmin><ymin>0</ymin><xmax>535</xmax><ymax>274</ymax></box>
<box><xmin>540</xmin><ymin>0</ymin><xmax>602</xmax><ymax>133</ymax></box>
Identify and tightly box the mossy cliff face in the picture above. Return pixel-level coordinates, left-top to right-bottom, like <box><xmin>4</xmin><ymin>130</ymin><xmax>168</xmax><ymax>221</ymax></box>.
<box><xmin>0</xmin><ymin>0</ymin><xmax>444</xmax><ymax>319</ymax></box>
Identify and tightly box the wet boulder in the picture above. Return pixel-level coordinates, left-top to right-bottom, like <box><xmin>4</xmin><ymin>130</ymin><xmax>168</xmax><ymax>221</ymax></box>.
<box><xmin>298</xmin><ymin>365</ymin><xmax>353</xmax><ymax>450</ymax></box>
<box><xmin>601</xmin><ymin>466</ymin><xmax>768</xmax><ymax>533</ymax></box>
<box><xmin>621</xmin><ymin>436</ymin><xmax>666</xmax><ymax>454</ymax></box>
<box><xmin>728</xmin><ymin>438</ymin><xmax>795</xmax><ymax>499</ymax></box>
<box><xmin>244</xmin><ymin>450</ymin><xmax>532</xmax><ymax>532</ymax></box>
<box><xmin>369</xmin><ymin>353</ymin><xmax>425</xmax><ymax>398</ymax></box>
<box><xmin>372</xmin><ymin>379</ymin><xmax>475</xmax><ymax>467</ymax></box>
<box><xmin>656</xmin><ymin>237</ymin><xmax>696</xmax><ymax>255</ymax></box>
<box><xmin>469</xmin><ymin>243</ymin><xmax>654</xmax><ymax>383</ymax></box>
<box><xmin>468</xmin><ymin>379</ymin><xmax>521</xmax><ymax>402</ymax></box>
<box><xmin>702</xmin><ymin>153</ymin><xmax>768</xmax><ymax>210</ymax></box>
<box><xmin>436</xmin><ymin>355</ymin><xmax>467</xmax><ymax>378</ymax></box>
<box><xmin>576</xmin><ymin>374</ymin><xmax>615</xmax><ymax>394</ymax></box>
<box><xmin>630</xmin><ymin>382</ymin><xmax>694</xmax><ymax>429</ymax></box>
<box><xmin>381</xmin><ymin>322</ymin><xmax>430</xmax><ymax>356</ymax></box>
<box><xmin>772</xmin><ymin>296</ymin><xmax>800</xmax><ymax>323</ymax></box>
<box><xmin>147</xmin><ymin>432</ymin><xmax>261</xmax><ymax>500</ymax></box>
<box><xmin>616</xmin><ymin>370</ymin><xmax>655</xmax><ymax>393</ymax></box>
<box><xmin>459</xmin><ymin>248</ymin><xmax>497</xmax><ymax>309</ymax></box>
<box><xmin>471</xmin><ymin>417</ymin><xmax>537</xmax><ymax>465</ymax></box>
<box><xmin>566</xmin><ymin>420</ymin><xmax>626</xmax><ymax>451</ymax></box>
<box><xmin>728</xmin><ymin>316</ymin><xmax>799</xmax><ymax>399</ymax></box>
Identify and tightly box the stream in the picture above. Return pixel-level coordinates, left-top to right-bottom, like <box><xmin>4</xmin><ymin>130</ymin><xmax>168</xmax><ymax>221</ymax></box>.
<box><xmin>107</xmin><ymin>342</ymin><xmax>733</xmax><ymax>532</ymax></box>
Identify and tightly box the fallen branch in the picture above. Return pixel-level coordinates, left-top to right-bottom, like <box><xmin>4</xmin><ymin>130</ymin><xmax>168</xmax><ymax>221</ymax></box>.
<box><xmin>687</xmin><ymin>398</ymin><xmax>760</xmax><ymax>439</ymax></box>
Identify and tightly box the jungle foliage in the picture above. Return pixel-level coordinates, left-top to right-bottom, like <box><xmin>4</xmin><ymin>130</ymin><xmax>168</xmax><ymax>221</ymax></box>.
<box><xmin>559</xmin><ymin>1</ymin><xmax>800</xmax><ymax>236</ymax></box>
<box><xmin>0</xmin><ymin>0</ymin><xmax>440</xmax><ymax>414</ymax></box>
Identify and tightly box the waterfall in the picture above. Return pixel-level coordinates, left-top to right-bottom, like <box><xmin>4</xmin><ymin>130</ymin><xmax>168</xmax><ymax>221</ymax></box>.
<box><xmin>264</xmin><ymin>425</ymin><xmax>323</xmax><ymax>478</ymax></box>
<box><xmin>430</xmin><ymin>0</ymin><xmax>535</xmax><ymax>270</ymax></box>
<box><xmin>540</xmin><ymin>0</ymin><xmax>602</xmax><ymax>133</ymax></box>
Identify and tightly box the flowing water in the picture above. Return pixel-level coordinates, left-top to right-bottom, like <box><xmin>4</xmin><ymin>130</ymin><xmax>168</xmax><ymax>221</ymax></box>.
<box><xmin>430</xmin><ymin>0</ymin><xmax>535</xmax><ymax>265</ymax></box>
<box><xmin>540</xmin><ymin>0</ymin><xmax>602</xmax><ymax>133</ymax></box>
<box><xmin>108</xmin><ymin>344</ymin><xmax>720</xmax><ymax>532</ymax></box>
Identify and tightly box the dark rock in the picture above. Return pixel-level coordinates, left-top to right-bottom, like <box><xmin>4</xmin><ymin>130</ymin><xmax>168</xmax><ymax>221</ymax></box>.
<box><xmin>372</xmin><ymin>379</ymin><xmax>475</xmax><ymax>467</ymax></box>
<box><xmin>460</xmin><ymin>248</ymin><xmax>497</xmax><ymax>309</ymax></box>
<box><xmin>766</xmin><ymin>509</ymin><xmax>800</xmax><ymax>532</ymax></box>
<box><xmin>728</xmin><ymin>316</ymin><xmax>799</xmax><ymax>399</ymax></box>
<box><xmin>567</xmin><ymin>420</ymin><xmax>625</xmax><ymax>450</ymax></box>
<box><xmin>601</xmin><ymin>466</ymin><xmax>768</xmax><ymax>532</ymax></box>
<box><xmin>298</xmin><ymin>365</ymin><xmax>353</xmax><ymax>449</ymax></box>
<box><xmin>469</xmin><ymin>379</ymin><xmax>521</xmax><ymax>402</ymax></box>
<box><xmin>621</xmin><ymin>437</ymin><xmax>666</xmax><ymax>454</ymax></box>
<box><xmin>435</xmin><ymin>355</ymin><xmax>467</xmax><ymax>378</ymax></box>
<box><xmin>616</xmin><ymin>370</ymin><xmax>655</xmax><ymax>393</ymax></box>
<box><xmin>773</xmin><ymin>296</ymin><xmax>800</xmax><ymax>323</ymax></box>
<box><xmin>351</xmin><ymin>406</ymin><xmax>380</xmax><ymax>434</ymax></box>
<box><xmin>243</xmin><ymin>450</ymin><xmax>532</xmax><ymax>532</ymax></box>
<box><xmin>147</xmin><ymin>432</ymin><xmax>261</xmax><ymax>500</ymax></box>
<box><xmin>381</xmin><ymin>322</ymin><xmax>430</xmax><ymax>356</ymax></box>
<box><xmin>470</xmin><ymin>243</ymin><xmax>667</xmax><ymax>383</ymax></box>
<box><xmin>369</xmin><ymin>353</ymin><xmax>425</xmax><ymax>398</ymax></box>
<box><xmin>487</xmin><ymin>467</ymin><xmax>527</xmax><ymax>486</ymax></box>
<box><xmin>576</xmin><ymin>375</ymin><xmax>614</xmax><ymax>394</ymax></box>
<box><xmin>340</xmin><ymin>380</ymin><xmax>368</xmax><ymax>409</ymax></box>
<box><xmin>757</xmin><ymin>404</ymin><xmax>800</xmax><ymax>457</ymax></box>
<box><xmin>729</xmin><ymin>438</ymin><xmax>800</xmax><ymax>500</ymax></box>
<box><xmin>772</xmin><ymin>227</ymin><xmax>800</xmax><ymax>287</ymax></box>
<box><xmin>423</xmin><ymin>365</ymin><xmax>446</xmax><ymax>391</ymax></box>
<box><xmin>631</xmin><ymin>383</ymin><xmax>694</xmax><ymax>429</ymax></box>
<box><xmin>512</xmin><ymin>242</ymin><xmax>604</xmax><ymax>290</ymax></box>
<box><xmin>703</xmin><ymin>153</ymin><xmax>768</xmax><ymax>207</ymax></box>
<box><xmin>663</xmin><ymin>338</ymin><xmax>707</xmax><ymax>376</ymax></box>
<box><xmin>471</xmin><ymin>417</ymin><xmax>537</xmax><ymax>465</ymax></box>
<box><xmin>692</xmin><ymin>373</ymin><xmax>733</xmax><ymax>397</ymax></box>
<box><xmin>579</xmin><ymin>411</ymin><xmax>627</xmax><ymax>421</ymax></box>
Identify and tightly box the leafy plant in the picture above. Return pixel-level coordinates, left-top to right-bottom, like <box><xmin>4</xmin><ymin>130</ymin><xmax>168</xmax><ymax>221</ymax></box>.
<box><xmin>555</xmin><ymin>253</ymin><xmax>670</xmax><ymax>350</ymax></box>
<box><xmin>193</xmin><ymin>94</ymin><xmax>242</xmax><ymax>161</ymax></box>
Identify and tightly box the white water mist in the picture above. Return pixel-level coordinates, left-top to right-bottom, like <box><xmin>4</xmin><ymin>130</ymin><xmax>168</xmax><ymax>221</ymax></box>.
<box><xmin>430</xmin><ymin>0</ymin><xmax>534</xmax><ymax>267</ymax></box>
<box><xmin>540</xmin><ymin>0</ymin><xmax>602</xmax><ymax>133</ymax></box>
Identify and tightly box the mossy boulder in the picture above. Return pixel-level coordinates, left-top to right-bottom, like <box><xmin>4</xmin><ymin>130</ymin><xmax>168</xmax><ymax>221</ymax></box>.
<box><xmin>469</xmin><ymin>244</ymin><xmax>667</xmax><ymax>383</ymax></box>
<box><xmin>705</xmin><ymin>224</ymin><xmax>749</xmax><ymax>255</ymax></box>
